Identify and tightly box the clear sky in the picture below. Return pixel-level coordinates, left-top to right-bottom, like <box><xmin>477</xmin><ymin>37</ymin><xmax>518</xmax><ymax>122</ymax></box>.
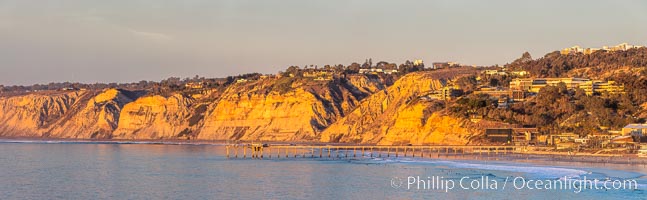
<box><xmin>1</xmin><ymin>0</ymin><xmax>646</xmax><ymax>85</ymax></box>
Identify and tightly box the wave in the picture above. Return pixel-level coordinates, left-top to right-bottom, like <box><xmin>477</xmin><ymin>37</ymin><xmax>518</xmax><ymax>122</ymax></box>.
<box><xmin>426</xmin><ymin>160</ymin><xmax>588</xmax><ymax>179</ymax></box>
<box><xmin>362</xmin><ymin>157</ymin><xmax>588</xmax><ymax>179</ymax></box>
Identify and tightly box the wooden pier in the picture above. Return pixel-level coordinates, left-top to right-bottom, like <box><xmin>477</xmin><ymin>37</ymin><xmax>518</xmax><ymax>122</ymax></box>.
<box><xmin>224</xmin><ymin>144</ymin><xmax>530</xmax><ymax>159</ymax></box>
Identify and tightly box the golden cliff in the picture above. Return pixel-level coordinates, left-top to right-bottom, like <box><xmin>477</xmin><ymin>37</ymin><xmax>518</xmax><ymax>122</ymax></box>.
<box><xmin>197</xmin><ymin>76</ymin><xmax>380</xmax><ymax>141</ymax></box>
<box><xmin>0</xmin><ymin>73</ymin><xmax>480</xmax><ymax>144</ymax></box>
<box><xmin>47</xmin><ymin>89</ymin><xmax>136</xmax><ymax>138</ymax></box>
<box><xmin>0</xmin><ymin>89</ymin><xmax>138</xmax><ymax>138</ymax></box>
<box><xmin>0</xmin><ymin>91</ymin><xmax>84</xmax><ymax>137</ymax></box>
<box><xmin>112</xmin><ymin>94</ymin><xmax>195</xmax><ymax>139</ymax></box>
<box><xmin>321</xmin><ymin>70</ymin><xmax>479</xmax><ymax>145</ymax></box>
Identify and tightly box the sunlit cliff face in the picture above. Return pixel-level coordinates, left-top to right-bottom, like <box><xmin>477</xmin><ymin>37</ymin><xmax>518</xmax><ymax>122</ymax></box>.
<box><xmin>0</xmin><ymin>72</ymin><xmax>477</xmax><ymax>145</ymax></box>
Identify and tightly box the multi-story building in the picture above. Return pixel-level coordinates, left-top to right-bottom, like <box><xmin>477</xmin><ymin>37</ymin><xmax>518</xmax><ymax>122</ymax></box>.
<box><xmin>602</xmin><ymin>43</ymin><xmax>643</xmax><ymax>51</ymax></box>
<box><xmin>560</xmin><ymin>46</ymin><xmax>584</xmax><ymax>55</ymax></box>
<box><xmin>425</xmin><ymin>86</ymin><xmax>463</xmax><ymax>101</ymax></box>
<box><xmin>561</xmin><ymin>43</ymin><xmax>643</xmax><ymax>55</ymax></box>
<box><xmin>583</xmin><ymin>48</ymin><xmax>600</xmax><ymax>55</ymax></box>
<box><xmin>510</xmin><ymin>78</ymin><xmax>589</xmax><ymax>93</ymax></box>
<box><xmin>440</xmin><ymin>86</ymin><xmax>462</xmax><ymax>100</ymax></box>
<box><xmin>509</xmin><ymin>78</ymin><xmax>623</xmax><ymax>95</ymax></box>
<box><xmin>431</xmin><ymin>62</ymin><xmax>459</xmax><ymax>69</ymax></box>
<box><xmin>485</xmin><ymin>128</ymin><xmax>538</xmax><ymax>145</ymax></box>
<box><xmin>578</xmin><ymin>80</ymin><xmax>625</xmax><ymax>95</ymax></box>
<box><xmin>510</xmin><ymin>90</ymin><xmax>526</xmax><ymax>101</ymax></box>
<box><xmin>622</xmin><ymin>124</ymin><xmax>647</xmax><ymax>137</ymax></box>
<box><xmin>484</xmin><ymin>70</ymin><xmax>507</xmax><ymax>76</ymax></box>
<box><xmin>474</xmin><ymin>87</ymin><xmax>527</xmax><ymax>101</ymax></box>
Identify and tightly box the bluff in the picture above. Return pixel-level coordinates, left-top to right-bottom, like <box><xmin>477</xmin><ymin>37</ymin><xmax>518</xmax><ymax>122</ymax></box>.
<box><xmin>320</xmin><ymin>68</ymin><xmax>480</xmax><ymax>145</ymax></box>
<box><xmin>197</xmin><ymin>75</ymin><xmax>383</xmax><ymax>141</ymax></box>
<box><xmin>0</xmin><ymin>70</ymin><xmax>499</xmax><ymax>144</ymax></box>
<box><xmin>0</xmin><ymin>74</ymin><xmax>395</xmax><ymax>142</ymax></box>
<box><xmin>0</xmin><ymin>89</ymin><xmax>140</xmax><ymax>138</ymax></box>
<box><xmin>112</xmin><ymin>94</ymin><xmax>196</xmax><ymax>139</ymax></box>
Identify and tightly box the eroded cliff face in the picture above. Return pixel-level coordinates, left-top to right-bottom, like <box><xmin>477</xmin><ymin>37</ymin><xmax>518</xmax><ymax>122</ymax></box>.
<box><xmin>47</xmin><ymin>89</ymin><xmax>136</xmax><ymax>139</ymax></box>
<box><xmin>0</xmin><ymin>73</ymin><xmax>478</xmax><ymax>144</ymax></box>
<box><xmin>112</xmin><ymin>94</ymin><xmax>195</xmax><ymax>139</ymax></box>
<box><xmin>0</xmin><ymin>91</ymin><xmax>84</xmax><ymax>137</ymax></box>
<box><xmin>197</xmin><ymin>76</ymin><xmax>381</xmax><ymax>141</ymax></box>
<box><xmin>320</xmin><ymin>70</ymin><xmax>478</xmax><ymax>145</ymax></box>
<box><xmin>0</xmin><ymin>89</ymin><xmax>140</xmax><ymax>138</ymax></box>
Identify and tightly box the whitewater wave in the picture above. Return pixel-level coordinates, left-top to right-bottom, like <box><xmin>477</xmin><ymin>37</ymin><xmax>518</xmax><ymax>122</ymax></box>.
<box><xmin>363</xmin><ymin>157</ymin><xmax>588</xmax><ymax>179</ymax></box>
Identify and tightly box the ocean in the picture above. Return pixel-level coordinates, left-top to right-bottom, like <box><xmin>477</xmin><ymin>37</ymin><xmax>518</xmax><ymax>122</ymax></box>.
<box><xmin>1</xmin><ymin>140</ymin><xmax>646</xmax><ymax>199</ymax></box>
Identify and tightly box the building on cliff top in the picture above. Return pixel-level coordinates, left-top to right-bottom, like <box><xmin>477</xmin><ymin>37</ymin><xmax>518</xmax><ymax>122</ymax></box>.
<box><xmin>560</xmin><ymin>43</ymin><xmax>643</xmax><ymax>55</ymax></box>
<box><xmin>358</xmin><ymin>64</ymin><xmax>398</xmax><ymax>75</ymax></box>
<box><xmin>484</xmin><ymin>70</ymin><xmax>508</xmax><ymax>76</ymax></box>
<box><xmin>474</xmin><ymin>87</ymin><xmax>527</xmax><ymax>102</ymax></box>
<box><xmin>185</xmin><ymin>82</ymin><xmax>205</xmax><ymax>89</ymax></box>
<box><xmin>423</xmin><ymin>86</ymin><xmax>463</xmax><ymax>101</ymax></box>
<box><xmin>509</xmin><ymin>78</ymin><xmax>624</xmax><ymax>95</ymax></box>
<box><xmin>431</xmin><ymin>62</ymin><xmax>459</xmax><ymax>69</ymax></box>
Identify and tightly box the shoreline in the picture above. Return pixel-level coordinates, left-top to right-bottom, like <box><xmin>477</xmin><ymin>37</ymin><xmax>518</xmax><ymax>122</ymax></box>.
<box><xmin>2</xmin><ymin>137</ymin><xmax>647</xmax><ymax>166</ymax></box>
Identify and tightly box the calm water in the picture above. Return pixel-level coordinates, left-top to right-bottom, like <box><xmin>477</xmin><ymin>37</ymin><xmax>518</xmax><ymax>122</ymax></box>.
<box><xmin>1</xmin><ymin>141</ymin><xmax>646</xmax><ymax>199</ymax></box>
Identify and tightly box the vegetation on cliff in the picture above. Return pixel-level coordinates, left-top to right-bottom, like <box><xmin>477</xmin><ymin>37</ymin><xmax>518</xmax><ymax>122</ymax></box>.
<box><xmin>451</xmin><ymin>48</ymin><xmax>647</xmax><ymax>138</ymax></box>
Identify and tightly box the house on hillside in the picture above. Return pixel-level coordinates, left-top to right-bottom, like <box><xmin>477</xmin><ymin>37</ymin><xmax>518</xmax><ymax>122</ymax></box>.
<box><xmin>185</xmin><ymin>82</ymin><xmax>205</xmax><ymax>89</ymax></box>
<box><xmin>622</xmin><ymin>124</ymin><xmax>647</xmax><ymax>137</ymax></box>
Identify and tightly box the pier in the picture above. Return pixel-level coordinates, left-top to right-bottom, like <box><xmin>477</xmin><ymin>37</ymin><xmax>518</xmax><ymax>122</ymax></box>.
<box><xmin>224</xmin><ymin>144</ymin><xmax>529</xmax><ymax>160</ymax></box>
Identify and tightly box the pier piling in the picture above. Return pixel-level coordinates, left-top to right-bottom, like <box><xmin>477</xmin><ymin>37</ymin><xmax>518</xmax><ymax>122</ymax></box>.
<box><xmin>222</xmin><ymin>145</ymin><xmax>633</xmax><ymax>166</ymax></box>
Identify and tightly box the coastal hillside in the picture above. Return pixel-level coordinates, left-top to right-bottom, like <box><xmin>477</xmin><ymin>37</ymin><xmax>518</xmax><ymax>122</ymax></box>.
<box><xmin>462</xmin><ymin>47</ymin><xmax>647</xmax><ymax>137</ymax></box>
<box><xmin>320</xmin><ymin>68</ymin><xmax>479</xmax><ymax>145</ymax></box>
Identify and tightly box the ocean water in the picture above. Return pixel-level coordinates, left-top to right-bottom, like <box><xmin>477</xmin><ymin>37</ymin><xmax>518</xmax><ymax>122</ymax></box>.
<box><xmin>1</xmin><ymin>140</ymin><xmax>646</xmax><ymax>199</ymax></box>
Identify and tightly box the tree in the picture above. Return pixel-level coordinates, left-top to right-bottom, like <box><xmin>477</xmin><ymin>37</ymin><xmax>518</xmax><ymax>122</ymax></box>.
<box><xmin>284</xmin><ymin>66</ymin><xmax>300</xmax><ymax>76</ymax></box>
<box><xmin>521</xmin><ymin>52</ymin><xmax>532</xmax><ymax>61</ymax></box>
<box><xmin>347</xmin><ymin>63</ymin><xmax>361</xmax><ymax>73</ymax></box>
<box><xmin>455</xmin><ymin>76</ymin><xmax>478</xmax><ymax>93</ymax></box>
<box><xmin>489</xmin><ymin>78</ymin><xmax>499</xmax><ymax>87</ymax></box>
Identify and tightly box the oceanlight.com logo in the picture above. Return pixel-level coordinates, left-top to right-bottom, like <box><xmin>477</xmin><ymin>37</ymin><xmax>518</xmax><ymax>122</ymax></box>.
<box><xmin>390</xmin><ymin>177</ymin><xmax>403</xmax><ymax>189</ymax></box>
<box><xmin>390</xmin><ymin>176</ymin><xmax>638</xmax><ymax>193</ymax></box>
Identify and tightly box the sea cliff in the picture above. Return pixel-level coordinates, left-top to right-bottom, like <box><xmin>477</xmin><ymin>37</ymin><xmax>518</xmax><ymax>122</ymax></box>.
<box><xmin>0</xmin><ymin>71</ymin><xmax>479</xmax><ymax>144</ymax></box>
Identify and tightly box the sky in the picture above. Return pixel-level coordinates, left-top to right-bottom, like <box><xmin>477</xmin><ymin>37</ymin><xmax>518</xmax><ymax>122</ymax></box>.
<box><xmin>1</xmin><ymin>0</ymin><xmax>646</xmax><ymax>85</ymax></box>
